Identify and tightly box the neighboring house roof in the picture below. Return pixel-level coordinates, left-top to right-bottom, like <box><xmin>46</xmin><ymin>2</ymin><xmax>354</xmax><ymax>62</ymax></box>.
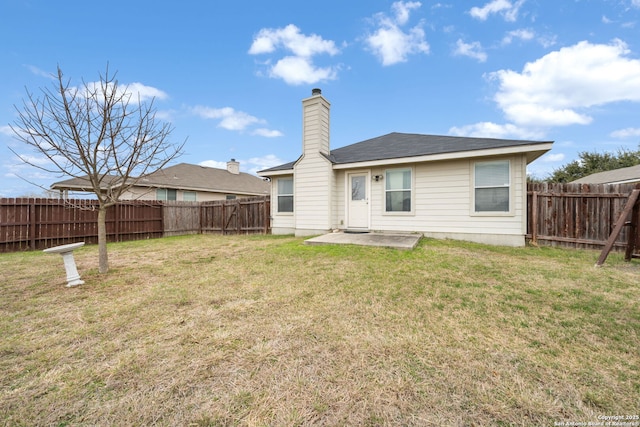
<box><xmin>260</xmin><ymin>132</ymin><xmax>552</xmax><ymax>173</ymax></box>
<box><xmin>137</xmin><ymin>163</ymin><xmax>269</xmax><ymax>195</ymax></box>
<box><xmin>571</xmin><ymin>164</ymin><xmax>640</xmax><ymax>185</ymax></box>
<box><xmin>50</xmin><ymin>175</ymin><xmax>122</xmax><ymax>192</ymax></box>
<box><xmin>51</xmin><ymin>163</ymin><xmax>270</xmax><ymax>196</ymax></box>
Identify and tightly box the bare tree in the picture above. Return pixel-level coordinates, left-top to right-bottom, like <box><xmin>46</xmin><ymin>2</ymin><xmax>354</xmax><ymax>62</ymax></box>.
<box><xmin>10</xmin><ymin>65</ymin><xmax>185</xmax><ymax>274</ymax></box>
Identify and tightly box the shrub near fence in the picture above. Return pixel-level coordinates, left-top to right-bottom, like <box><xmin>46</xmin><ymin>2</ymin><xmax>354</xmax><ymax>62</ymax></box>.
<box><xmin>527</xmin><ymin>182</ymin><xmax>639</xmax><ymax>250</ymax></box>
<box><xmin>0</xmin><ymin>196</ymin><xmax>270</xmax><ymax>253</ymax></box>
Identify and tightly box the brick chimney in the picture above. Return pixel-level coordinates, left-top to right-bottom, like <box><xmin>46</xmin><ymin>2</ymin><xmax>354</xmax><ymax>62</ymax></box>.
<box><xmin>227</xmin><ymin>158</ymin><xmax>240</xmax><ymax>174</ymax></box>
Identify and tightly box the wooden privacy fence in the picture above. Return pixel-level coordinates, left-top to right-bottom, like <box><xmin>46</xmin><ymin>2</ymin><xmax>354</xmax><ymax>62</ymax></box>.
<box><xmin>0</xmin><ymin>198</ymin><xmax>164</xmax><ymax>252</ymax></box>
<box><xmin>0</xmin><ymin>196</ymin><xmax>270</xmax><ymax>253</ymax></box>
<box><xmin>200</xmin><ymin>198</ymin><xmax>271</xmax><ymax>235</ymax></box>
<box><xmin>527</xmin><ymin>183</ymin><xmax>640</xmax><ymax>250</ymax></box>
<box><xmin>163</xmin><ymin>197</ymin><xmax>271</xmax><ymax>236</ymax></box>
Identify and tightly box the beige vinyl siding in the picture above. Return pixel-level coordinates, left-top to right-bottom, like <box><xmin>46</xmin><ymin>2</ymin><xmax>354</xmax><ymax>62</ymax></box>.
<box><xmin>333</xmin><ymin>170</ymin><xmax>346</xmax><ymax>228</ymax></box>
<box><xmin>270</xmin><ymin>174</ymin><xmax>295</xmax><ymax>234</ymax></box>
<box><xmin>121</xmin><ymin>186</ymin><xmax>230</xmax><ymax>202</ymax></box>
<box><xmin>292</xmin><ymin>91</ymin><xmax>333</xmax><ymax>235</ymax></box>
<box><xmin>294</xmin><ymin>155</ymin><xmax>333</xmax><ymax>234</ymax></box>
<box><xmin>302</xmin><ymin>101</ymin><xmax>330</xmax><ymax>156</ymax></box>
<box><xmin>366</xmin><ymin>155</ymin><xmax>527</xmax><ymax>243</ymax></box>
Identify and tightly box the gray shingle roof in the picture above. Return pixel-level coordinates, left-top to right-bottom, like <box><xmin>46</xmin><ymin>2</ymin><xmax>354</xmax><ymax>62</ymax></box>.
<box><xmin>137</xmin><ymin>163</ymin><xmax>269</xmax><ymax>195</ymax></box>
<box><xmin>571</xmin><ymin>164</ymin><xmax>640</xmax><ymax>184</ymax></box>
<box><xmin>52</xmin><ymin>163</ymin><xmax>270</xmax><ymax>195</ymax></box>
<box><xmin>260</xmin><ymin>132</ymin><xmax>552</xmax><ymax>173</ymax></box>
<box><xmin>50</xmin><ymin>175</ymin><xmax>122</xmax><ymax>191</ymax></box>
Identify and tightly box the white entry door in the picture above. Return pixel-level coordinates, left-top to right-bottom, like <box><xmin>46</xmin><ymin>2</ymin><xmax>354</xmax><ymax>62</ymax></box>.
<box><xmin>348</xmin><ymin>173</ymin><xmax>369</xmax><ymax>229</ymax></box>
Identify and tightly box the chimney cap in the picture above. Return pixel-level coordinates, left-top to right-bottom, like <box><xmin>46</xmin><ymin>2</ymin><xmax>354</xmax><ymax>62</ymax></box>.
<box><xmin>311</xmin><ymin>88</ymin><xmax>322</xmax><ymax>96</ymax></box>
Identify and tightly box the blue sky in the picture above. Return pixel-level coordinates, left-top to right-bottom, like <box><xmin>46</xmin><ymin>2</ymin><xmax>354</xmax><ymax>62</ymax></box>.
<box><xmin>1</xmin><ymin>0</ymin><xmax>640</xmax><ymax>197</ymax></box>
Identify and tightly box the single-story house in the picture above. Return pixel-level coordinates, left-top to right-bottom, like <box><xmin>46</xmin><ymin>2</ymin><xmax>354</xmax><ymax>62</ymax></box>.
<box><xmin>51</xmin><ymin>160</ymin><xmax>270</xmax><ymax>202</ymax></box>
<box><xmin>258</xmin><ymin>89</ymin><xmax>553</xmax><ymax>246</ymax></box>
<box><xmin>571</xmin><ymin>164</ymin><xmax>640</xmax><ymax>185</ymax></box>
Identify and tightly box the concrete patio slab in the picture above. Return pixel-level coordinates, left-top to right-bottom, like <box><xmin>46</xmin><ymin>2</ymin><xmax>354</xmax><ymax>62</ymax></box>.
<box><xmin>305</xmin><ymin>231</ymin><xmax>421</xmax><ymax>250</ymax></box>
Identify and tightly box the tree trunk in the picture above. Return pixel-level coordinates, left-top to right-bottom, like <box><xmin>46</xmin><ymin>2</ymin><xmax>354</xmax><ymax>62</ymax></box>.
<box><xmin>97</xmin><ymin>206</ymin><xmax>109</xmax><ymax>274</ymax></box>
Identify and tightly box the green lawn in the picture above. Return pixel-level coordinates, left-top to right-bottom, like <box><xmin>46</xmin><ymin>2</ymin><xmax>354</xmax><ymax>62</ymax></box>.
<box><xmin>1</xmin><ymin>235</ymin><xmax>638</xmax><ymax>426</ymax></box>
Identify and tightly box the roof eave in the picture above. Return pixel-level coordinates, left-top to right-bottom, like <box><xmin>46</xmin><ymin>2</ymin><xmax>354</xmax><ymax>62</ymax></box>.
<box><xmin>331</xmin><ymin>143</ymin><xmax>554</xmax><ymax>169</ymax></box>
<box><xmin>257</xmin><ymin>168</ymin><xmax>294</xmax><ymax>177</ymax></box>
<box><xmin>50</xmin><ymin>184</ymin><xmax>95</xmax><ymax>192</ymax></box>
<box><xmin>131</xmin><ymin>182</ymin><xmax>267</xmax><ymax>193</ymax></box>
<box><xmin>605</xmin><ymin>178</ymin><xmax>640</xmax><ymax>185</ymax></box>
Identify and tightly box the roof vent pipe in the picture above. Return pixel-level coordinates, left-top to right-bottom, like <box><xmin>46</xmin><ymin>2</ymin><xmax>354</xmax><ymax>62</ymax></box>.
<box><xmin>311</xmin><ymin>88</ymin><xmax>321</xmax><ymax>96</ymax></box>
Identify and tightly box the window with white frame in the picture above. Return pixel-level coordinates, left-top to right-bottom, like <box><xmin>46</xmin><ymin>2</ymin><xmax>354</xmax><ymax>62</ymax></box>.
<box><xmin>385</xmin><ymin>168</ymin><xmax>412</xmax><ymax>212</ymax></box>
<box><xmin>157</xmin><ymin>188</ymin><xmax>177</xmax><ymax>201</ymax></box>
<box><xmin>277</xmin><ymin>177</ymin><xmax>293</xmax><ymax>213</ymax></box>
<box><xmin>474</xmin><ymin>160</ymin><xmax>510</xmax><ymax>212</ymax></box>
<box><xmin>183</xmin><ymin>191</ymin><xmax>197</xmax><ymax>202</ymax></box>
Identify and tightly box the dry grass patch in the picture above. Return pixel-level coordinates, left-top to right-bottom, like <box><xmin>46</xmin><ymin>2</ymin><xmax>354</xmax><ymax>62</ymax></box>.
<box><xmin>1</xmin><ymin>235</ymin><xmax>639</xmax><ymax>426</ymax></box>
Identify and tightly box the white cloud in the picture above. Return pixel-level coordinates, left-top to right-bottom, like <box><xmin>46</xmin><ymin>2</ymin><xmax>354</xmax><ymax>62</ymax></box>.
<box><xmin>502</xmin><ymin>28</ymin><xmax>534</xmax><ymax>45</ymax></box>
<box><xmin>469</xmin><ymin>0</ymin><xmax>525</xmax><ymax>22</ymax></box>
<box><xmin>191</xmin><ymin>106</ymin><xmax>265</xmax><ymax>131</ymax></box>
<box><xmin>537</xmin><ymin>34</ymin><xmax>557</xmax><ymax>48</ymax></box>
<box><xmin>198</xmin><ymin>160</ymin><xmax>227</xmax><ymax>169</ymax></box>
<box><xmin>610</xmin><ymin>127</ymin><xmax>640</xmax><ymax>138</ymax></box>
<box><xmin>191</xmin><ymin>107</ymin><xmax>280</xmax><ymax>136</ymax></box>
<box><xmin>502</xmin><ymin>29</ymin><xmax>557</xmax><ymax>48</ymax></box>
<box><xmin>13</xmin><ymin>153</ymin><xmax>53</xmax><ymax>167</ymax></box>
<box><xmin>365</xmin><ymin>1</ymin><xmax>430</xmax><ymax>66</ymax></box>
<box><xmin>248</xmin><ymin>154</ymin><xmax>287</xmax><ymax>174</ymax></box>
<box><xmin>249</xmin><ymin>24</ymin><xmax>339</xmax><ymax>57</ymax></box>
<box><xmin>199</xmin><ymin>154</ymin><xmax>286</xmax><ymax>176</ymax></box>
<box><xmin>251</xmin><ymin>128</ymin><xmax>283</xmax><ymax>138</ymax></box>
<box><xmin>0</xmin><ymin>125</ymin><xmax>13</xmax><ymax>137</ymax></box>
<box><xmin>542</xmin><ymin>153</ymin><xmax>565</xmax><ymax>162</ymax></box>
<box><xmin>125</xmin><ymin>82</ymin><xmax>169</xmax><ymax>101</ymax></box>
<box><xmin>25</xmin><ymin>65</ymin><xmax>55</xmax><ymax>79</ymax></box>
<box><xmin>80</xmin><ymin>81</ymin><xmax>168</xmax><ymax>103</ymax></box>
<box><xmin>632</xmin><ymin>0</ymin><xmax>640</xmax><ymax>9</ymax></box>
<box><xmin>392</xmin><ymin>1</ymin><xmax>422</xmax><ymax>25</ymax></box>
<box><xmin>448</xmin><ymin>122</ymin><xmax>544</xmax><ymax>139</ymax></box>
<box><xmin>269</xmin><ymin>56</ymin><xmax>338</xmax><ymax>85</ymax></box>
<box><xmin>489</xmin><ymin>39</ymin><xmax>640</xmax><ymax>128</ymax></box>
<box><xmin>248</xmin><ymin>24</ymin><xmax>340</xmax><ymax>86</ymax></box>
<box><xmin>470</xmin><ymin>0</ymin><xmax>511</xmax><ymax>20</ymax></box>
<box><xmin>154</xmin><ymin>109</ymin><xmax>175</xmax><ymax>122</ymax></box>
<box><xmin>453</xmin><ymin>39</ymin><xmax>487</xmax><ymax>62</ymax></box>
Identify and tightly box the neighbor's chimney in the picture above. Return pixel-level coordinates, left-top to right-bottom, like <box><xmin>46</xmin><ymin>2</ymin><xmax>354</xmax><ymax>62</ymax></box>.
<box><xmin>302</xmin><ymin>88</ymin><xmax>330</xmax><ymax>157</ymax></box>
<box><xmin>227</xmin><ymin>158</ymin><xmax>240</xmax><ymax>175</ymax></box>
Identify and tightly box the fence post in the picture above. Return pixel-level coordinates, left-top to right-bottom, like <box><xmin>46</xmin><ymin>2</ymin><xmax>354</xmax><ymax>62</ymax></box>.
<box><xmin>531</xmin><ymin>191</ymin><xmax>538</xmax><ymax>245</ymax></box>
<box><xmin>264</xmin><ymin>197</ymin><xmax>270</xmax><ymax>234</ymax></box>
<box><xmin>236</xmin><ymin>199</ymin><xmax>241</xmax><ymax>234</ymax></box>
<box><xmin>160</xmin><ymin>201</ymin><xmax>165</xmax><ymax>238</ymax></box>
<box><xmin>29</xmin><ymin>199</ymin><xmax>36</xmax><ymax>250</ymax></box>
<box><xmin>596</xmin><ymin>189</ymin><xmax>640</xmax><ymax>266</ymax></box>
<box><xmin>115</xmin><ymin>203</ymin><xmax>120</xmax><ymax>242</ymax></box>
<box><xmin>624</xmin><ymin>200</ymin><xmax>639</xmax><ymax>261</ymax></box>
